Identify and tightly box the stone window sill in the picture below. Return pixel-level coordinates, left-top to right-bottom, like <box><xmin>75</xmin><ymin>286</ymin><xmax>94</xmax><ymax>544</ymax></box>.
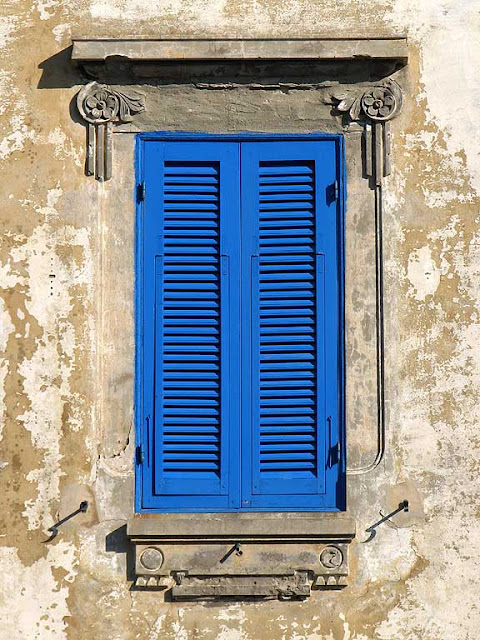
<box><xmin>127</xmin><ymin>513</ymin><xmax>355</xmax><ymax>599</ymax></box>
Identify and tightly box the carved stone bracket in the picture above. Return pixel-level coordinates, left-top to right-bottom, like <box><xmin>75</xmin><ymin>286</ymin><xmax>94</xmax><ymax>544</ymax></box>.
<box><xmin>331</xmin><ymin>79</ymin><xmax>403</xmax><ymax>185</ymax></box>
<box><xmin>77</xmin><ymin>81</ymin><xmax>146</xmax><ymax>181</ymax></box>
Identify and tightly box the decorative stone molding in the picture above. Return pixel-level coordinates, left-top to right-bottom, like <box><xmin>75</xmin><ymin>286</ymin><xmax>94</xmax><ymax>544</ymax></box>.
<box><xmin>77</xmin><ymin>81</ymin><xmax>146</xmax><ymax>181</ymax></box>
<box><xmin>128</xmin><ymin>514</ymin><xmax>355</xmax><ymax>600</ymax></box>
<box><xmin>331</xmin><ymin>79</ymin><xmax>403</xmax><ymax>185</ymax></box>
<box><xmin>132</xmin><ymin>540</ymin><xmax>351</xmax><ymax>599</ymax></box>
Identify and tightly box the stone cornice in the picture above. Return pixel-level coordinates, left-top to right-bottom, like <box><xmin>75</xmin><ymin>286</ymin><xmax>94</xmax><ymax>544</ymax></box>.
<box><xmin>73</xmin><ymin>43</ymin><xmax>405</xmax><ymax>185</ymax></box>
<box><xmin>71</xmin><ymin>37</ymin><xmax>408</xmax><ymax>65</ymax></box>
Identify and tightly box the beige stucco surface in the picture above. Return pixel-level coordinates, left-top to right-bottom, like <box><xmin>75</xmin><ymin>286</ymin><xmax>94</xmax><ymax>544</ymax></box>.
<box><xmin>1</xmin><ymin>1</ymin><xmax>480</xmax><ymax>638</ymax></box>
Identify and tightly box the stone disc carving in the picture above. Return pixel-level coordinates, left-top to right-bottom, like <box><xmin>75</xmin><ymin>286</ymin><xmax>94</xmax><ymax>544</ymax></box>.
<box><xmin>361</xmin><ymin>86</ymin><xmax>399</xmax><ymax>122</ymax></box>
<box><xmin>140</xmin><ymin>547</ymin><xmax>164</xmax><ymax>572</ymax></box>
<box><xmin>320</xmin><ymin>546</ymin><xmax>343</xmax><ymax>569</ymax></box>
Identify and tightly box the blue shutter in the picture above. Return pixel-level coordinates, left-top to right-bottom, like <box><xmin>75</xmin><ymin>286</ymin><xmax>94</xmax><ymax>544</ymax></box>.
<box><xmin>240</xmin><ymin>141</ymin><xmax>341</xmax><ymax>510</ymax></box>
<box><xmin>138</xmin><ymin>135</ymin><xmax>343</xmax><ymax>513</ymax></box>
<box><xmin>141</xmin><ymin>141</ymin><xmax>241</xmax><ymax>511</ymax></box>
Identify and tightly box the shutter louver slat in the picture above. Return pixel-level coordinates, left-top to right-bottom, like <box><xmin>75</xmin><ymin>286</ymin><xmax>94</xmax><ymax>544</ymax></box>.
<box><xmin>257</xmin><ymin>161</ymin><xmax>318</xmax><ymax>477</ymax></box>
<box><xmin>160</xmin><ymin>161</ymin><xmax>222</xmax><ymax>476</ymax></box>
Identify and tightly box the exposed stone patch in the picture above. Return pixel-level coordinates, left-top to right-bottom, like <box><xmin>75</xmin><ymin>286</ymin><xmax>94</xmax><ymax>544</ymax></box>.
<box><xmin>0</xmin><ymin>542</ymin><xmax>77</xmax><ymax>639</ymax></box>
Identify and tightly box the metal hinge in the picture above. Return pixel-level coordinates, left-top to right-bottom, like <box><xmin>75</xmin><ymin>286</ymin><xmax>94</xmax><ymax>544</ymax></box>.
<box><xmin>136</xmin><ymin>445</ymin><xmax>144</xmax><ymax>465</ymax></box>
<box><xmin>327</xmin><ymin>415</ymin><xmax>341</xmax><ymax>468</ymax></box>
<box><xmin>137</xmin><ymin>182</ymin><xmax>146</xmax><ymax>202</ymax></box>
<box><xmin>326</xmin><ymin>180</ymin><xmax>339</xmax><ymax>205</ymax></box>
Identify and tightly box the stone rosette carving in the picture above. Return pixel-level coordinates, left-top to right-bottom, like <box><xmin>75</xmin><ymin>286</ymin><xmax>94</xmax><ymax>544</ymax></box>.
<box><xmin>76</xmin><ymin>81</ymin><xmax>146</xmax><ymax>180</ymax></box>
<box><xmin>331</xmin><ymin>79</ymin><xmax>403</xmax><ymax>185</ymax></box>
<box><xmin>332</xmin><ymin>79</ymin><xmax>402</xmax><ymax>123</ymax></box>
<box><xmin>362</xmin><ymin>87</ymin><xmax>397</xmax><ymax>120</ymax></box>
<box><xmin>77</xmin><ymin>81</ymin><xmax>146</xmax><ymax>125</ymax></box>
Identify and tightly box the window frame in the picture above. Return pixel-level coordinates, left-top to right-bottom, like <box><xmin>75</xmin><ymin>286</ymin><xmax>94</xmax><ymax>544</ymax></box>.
<box><xmin>134</xmin><ymin>132</ymin><xmax>346</xmax><ymax>513</ymax></box>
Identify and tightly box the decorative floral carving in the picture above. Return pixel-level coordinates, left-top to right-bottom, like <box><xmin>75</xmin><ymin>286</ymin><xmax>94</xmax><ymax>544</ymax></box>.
<box><xmin>330</xmin><ymin>79</ymin><xmax>403</xmax><ymax>185</ymax></box>
<box><xmin>77</xmin><ymin>81</ymin><xmax>146</xmax><ymax>125</ymax></box>
<box><xmin>331</xmin><ymin>79</ymin><xmax>402</xmax><ymax>123</ymax></box>
<box><xmin>84</xmin><ymin>90</ymin><xmax>118</xmax><ymax>122</ymax></box>
<box><xmin>76</xmin><ymin>81</ymin><xmax>146</xmax><ymax>181</ymax></box>
<box><xmin>361</xmin><ymin>86</ymin><xmax>398</xmax><ymax>121</ymax></box>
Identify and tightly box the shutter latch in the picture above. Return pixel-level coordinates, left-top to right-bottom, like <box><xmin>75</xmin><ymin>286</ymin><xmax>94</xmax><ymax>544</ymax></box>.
<box><xmin>136</xmin><ymin>445</ymin><xmax>145</xmax><ymax>465</ymax></box>
<box><xmin>327</xmin><ymin>415</ymin><xmax>340</xmax><ymax>468</ymax></box>
<box><xmin>137</xmin><ymin>181</ymin><xmax>146</xmax><ymax>202</ymax></box>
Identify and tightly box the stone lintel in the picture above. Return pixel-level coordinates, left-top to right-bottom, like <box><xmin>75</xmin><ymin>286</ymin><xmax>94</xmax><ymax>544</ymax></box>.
<box><xmin>71</xmin><ymin>37</ymin><xmax>408</xmax><ymax>64</ymax></box>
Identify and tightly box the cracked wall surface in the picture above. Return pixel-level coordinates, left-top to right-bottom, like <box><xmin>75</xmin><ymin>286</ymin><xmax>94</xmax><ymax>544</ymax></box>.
<box><xmin>1</xmin><ymin>1</ymin><xmax>480</xmax><ymax>638</ymax></box>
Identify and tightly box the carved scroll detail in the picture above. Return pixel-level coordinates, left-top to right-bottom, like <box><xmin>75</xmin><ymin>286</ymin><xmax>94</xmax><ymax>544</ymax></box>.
<box><xmin>331</xmin><ymin>79</ymin><xmax>403</xmax><ymax>185</ymax></box>
<box><xmin>77</xmin><ymin>81</ymin><xmax>146</xmax><ymax>181</ymax></box>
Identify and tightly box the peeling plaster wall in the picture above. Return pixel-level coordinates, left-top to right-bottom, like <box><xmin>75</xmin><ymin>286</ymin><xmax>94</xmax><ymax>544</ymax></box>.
<box><xmin>1</xmin><ymin>1</ymin><xmax>480</xmax><ymax>639</ymax></box>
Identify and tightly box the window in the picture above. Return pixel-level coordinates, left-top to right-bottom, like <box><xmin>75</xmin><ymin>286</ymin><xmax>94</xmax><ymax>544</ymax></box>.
<box><xmin>135</xmin><ymin>134</ymin><xmax>345</xmax><ymax>512</ymax></box>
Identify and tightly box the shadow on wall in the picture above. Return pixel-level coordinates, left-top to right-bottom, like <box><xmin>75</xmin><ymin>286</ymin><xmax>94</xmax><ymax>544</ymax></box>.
<box><xmin>38</xmin><ymin>46</ymin><xmax>405</xmax><ymax>90</ymax></box>
<box><xmin>38</xmin><ymin>46</ymin><xmax>83</xmax><ymax>89</ymax></box>
<box><xmin>106</xmin><ymin>524</ymin><xmax>136</xmax><ymax>583</ymax></box>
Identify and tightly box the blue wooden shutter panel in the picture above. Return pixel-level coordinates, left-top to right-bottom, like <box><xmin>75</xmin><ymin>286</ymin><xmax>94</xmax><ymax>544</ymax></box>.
<box><xmin>241</xmin><ymin>142</ymin><xmax>338</xmax><ymax>510</ymax></box>
<box><xmin>142</xmin><ymin>142</ymin><xmax>241</xmax><ymax>511</ymax></box>
<box><xmin>140</xmin><ymin>137</ymin><xmax>342</xmax><ymax>512</ymax></box>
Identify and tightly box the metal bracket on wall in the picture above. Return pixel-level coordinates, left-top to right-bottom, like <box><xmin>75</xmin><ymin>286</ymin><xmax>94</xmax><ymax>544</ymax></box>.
<box><xmin>362</xmin><ymin>500</ymin><xmax>409</xmax><ymax>543</ymax></box>
<box><xmin>43</xmin><ymin>500</ymin><xmax>88</xmax><ymax>543</ymax></box>
<box><xmin>76</xmin><ymin>81</ymin><xmax>146</xmax><ymax>181</ymax></box>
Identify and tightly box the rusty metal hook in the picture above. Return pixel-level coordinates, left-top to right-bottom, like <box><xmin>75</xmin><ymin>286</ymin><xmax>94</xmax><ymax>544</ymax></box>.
<box><xmin>362</xmin><ymin>500</ymin><xmax>409</xmax><ymax>544</ymax></box>
<box><xmin>42</xmin><ymin>501</ymin><xmax>88</xmax><ymax>544</ymax></box>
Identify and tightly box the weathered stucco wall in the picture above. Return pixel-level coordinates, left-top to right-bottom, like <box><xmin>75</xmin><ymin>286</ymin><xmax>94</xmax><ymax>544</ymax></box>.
<box><xmin>1</xmin><ymin>1</ymin><xmax>480</xmax><ymax>638</ymax></box>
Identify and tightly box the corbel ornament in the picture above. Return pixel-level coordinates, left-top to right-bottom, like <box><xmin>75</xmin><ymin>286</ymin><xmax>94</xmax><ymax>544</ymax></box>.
<box><xmin>331</xmin><ymin>79</ymin><xmax>403</xmax><ymax>185</ymax></box>
<box><xmin>77</xmin><ymin>81</ymin><xmax>146</xmax><ymax>181</ymax></box>
<box><xmin>331</xmin><ymin>79</ymin><xmax>404</xmax><ymax>476</ymax></box>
